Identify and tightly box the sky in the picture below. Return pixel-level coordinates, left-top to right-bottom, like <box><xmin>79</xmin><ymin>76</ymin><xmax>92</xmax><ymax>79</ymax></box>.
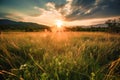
<box><xmin>0</xmin><ymin>0</ymin><xmax>120</xmax><ymax>26</ymax></box>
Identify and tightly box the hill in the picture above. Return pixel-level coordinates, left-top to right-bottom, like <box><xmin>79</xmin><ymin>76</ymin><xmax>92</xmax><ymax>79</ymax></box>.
<box><xmin>0</xmin><ymin>19</ymin><xmax>50</xmax><ymax>31</ymax></box>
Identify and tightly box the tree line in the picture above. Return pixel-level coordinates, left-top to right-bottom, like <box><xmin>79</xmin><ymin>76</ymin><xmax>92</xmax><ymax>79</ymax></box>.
<box><xmin>66</xmin><ymin>18</ymin><xmax>120</xmax><ymax>33</ymax></box>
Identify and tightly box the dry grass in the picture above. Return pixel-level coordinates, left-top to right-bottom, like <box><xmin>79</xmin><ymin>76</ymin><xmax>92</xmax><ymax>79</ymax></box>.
<box><xmin>0</xmin><ymin>32</ymin><xmax>120</xmax><ymax>80</ymax></box>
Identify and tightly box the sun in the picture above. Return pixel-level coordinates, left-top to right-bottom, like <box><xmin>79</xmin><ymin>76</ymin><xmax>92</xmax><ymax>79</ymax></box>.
<box><xmin>56</xmin><ymin>20</ymin><xmax>63</xmax><ymax>28</ymax></box>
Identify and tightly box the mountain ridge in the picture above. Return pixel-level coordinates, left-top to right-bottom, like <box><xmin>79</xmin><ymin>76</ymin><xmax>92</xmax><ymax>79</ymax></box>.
<box><xmin>0</xmin><ymin>19</ymin><xmax>50</xmax><ymax>31</ymax></box>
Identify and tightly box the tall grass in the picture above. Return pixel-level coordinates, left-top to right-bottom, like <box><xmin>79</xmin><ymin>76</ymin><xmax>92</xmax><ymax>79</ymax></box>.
<box><xmin>0</xmin><ymin>32</ymin><xmax>120</xmax><ymax>80</ymax></box>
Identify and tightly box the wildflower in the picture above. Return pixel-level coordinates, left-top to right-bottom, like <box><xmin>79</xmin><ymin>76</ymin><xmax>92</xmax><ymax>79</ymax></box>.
<box><xmin>20</xmin><ymin>64</ymin><xmax>27</xmax><ymax>69</ymax></box>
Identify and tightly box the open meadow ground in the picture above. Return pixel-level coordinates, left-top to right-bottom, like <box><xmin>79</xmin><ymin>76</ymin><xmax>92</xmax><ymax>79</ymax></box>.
<box><xmin>0</xmin><ymin>32</ymin><xmax>120</xmax><ymax>80</ymax></box>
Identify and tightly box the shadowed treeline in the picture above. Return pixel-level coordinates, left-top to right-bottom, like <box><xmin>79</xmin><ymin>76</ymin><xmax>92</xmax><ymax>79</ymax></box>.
<box><xmin>66</xmin><ymin>18</ymin><xmax>120</xmax><ymax>33</ymax></box>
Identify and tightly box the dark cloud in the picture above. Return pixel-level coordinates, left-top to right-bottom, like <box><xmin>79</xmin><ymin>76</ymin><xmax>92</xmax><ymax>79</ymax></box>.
<box><xmin>64</xmin><ymin>0</ymin><xmax>120</xmax><ymax>21</ymax></box>
<box><xmin>45</xmin><ymin>0</ymin><xmax>66</xmax><ymax>5</ymax></box>
<box><xmin>72</xmin><ymin>0</ymin><xmax>95</xmax><ymax>8</ymax></box>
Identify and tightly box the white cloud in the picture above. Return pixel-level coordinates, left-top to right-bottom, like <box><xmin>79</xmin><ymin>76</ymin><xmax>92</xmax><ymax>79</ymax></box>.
<box><xmin>85</xmin><ymin>9</ymin><xmax>92</xmax><ymax>14</ymax></box>
<box><xmin>4</xmin><ymin>12</ymin><xmax>26</xmax><ymax>21</ymax></box>
<box><xmin>61</xmin><ymin>0</ymin><xmax>73</xmax><ymax>15</ymax></box>
<box><xmin>46</xmin><ymin>2</ymin><xmax>55</xmax><ymax>9</ymax></box>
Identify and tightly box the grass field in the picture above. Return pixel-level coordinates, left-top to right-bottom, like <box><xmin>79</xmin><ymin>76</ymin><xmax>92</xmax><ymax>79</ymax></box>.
<box><xmin>0</xmin><ymin>32</ymin><xmax>120</xmax><ymax>80</ymax></box>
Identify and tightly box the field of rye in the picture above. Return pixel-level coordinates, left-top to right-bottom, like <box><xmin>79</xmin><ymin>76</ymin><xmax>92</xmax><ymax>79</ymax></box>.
<box><xmin>0</xmin><ymin>32</ymin><xmax>120</xmax><ymax>80</ymax></box>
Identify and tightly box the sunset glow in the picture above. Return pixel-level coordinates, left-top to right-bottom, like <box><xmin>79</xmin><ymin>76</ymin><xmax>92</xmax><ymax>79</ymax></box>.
<box><xmin>56</xmin><ymin>20</ymin><xmax>63</xmax><ymax>28</ymax></box>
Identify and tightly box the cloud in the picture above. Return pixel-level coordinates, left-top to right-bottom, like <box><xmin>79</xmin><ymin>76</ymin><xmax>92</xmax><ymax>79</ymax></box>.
<box><xmin>0</xmin><ymin>12</ymin><xmax>24</xmax><ymax>21</ymax></box>
<box><xmin>61</xmin><ymin>0</ymin><xmax>73</xmax><ymax>15</ymax></box>
<box><xmin>64</xmin><ymin>0</ymin><xmax>120</xmax><ymax>21</ymax></box>
<box><xmin>46</xmin><ymin>2</ymin><xmax>55</xmax><ymax>9</ymax></box>
<box><xmin>34</xmin><ymin>2</ymin><xmax>63</xmax><ymax>20</ymax></box>
<box><xmin>64</xmin><ymin>16</ymin><xmax>119</xmax><ymax>26</ymax></box>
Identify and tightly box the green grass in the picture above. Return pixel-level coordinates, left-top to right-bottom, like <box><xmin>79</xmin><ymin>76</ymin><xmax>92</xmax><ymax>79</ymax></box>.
<box><xmin>0</xmin><ymin>32</ymin><xmax>120</xmax><ymax>80</ymax></box>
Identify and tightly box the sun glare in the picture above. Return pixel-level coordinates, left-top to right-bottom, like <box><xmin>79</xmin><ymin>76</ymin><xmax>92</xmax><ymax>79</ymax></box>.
<box><xmin>56</xmin><ymin>20</ymin><xmax>63</xmax><ymax>28</ymax></box>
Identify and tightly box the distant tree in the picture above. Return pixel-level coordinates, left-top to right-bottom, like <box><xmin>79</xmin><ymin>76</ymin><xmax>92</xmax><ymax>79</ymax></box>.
<box><xmin>106</xmin><ymin>18</ymin><xmax>120</xmax><ymax>33</ymax></box>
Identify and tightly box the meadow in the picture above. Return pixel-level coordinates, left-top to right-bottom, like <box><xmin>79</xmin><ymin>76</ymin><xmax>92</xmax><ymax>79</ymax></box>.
<box><xmin>0</xmin><ymin>32</ymin><xmax>120</xmax><ymax>80</ymax></box>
